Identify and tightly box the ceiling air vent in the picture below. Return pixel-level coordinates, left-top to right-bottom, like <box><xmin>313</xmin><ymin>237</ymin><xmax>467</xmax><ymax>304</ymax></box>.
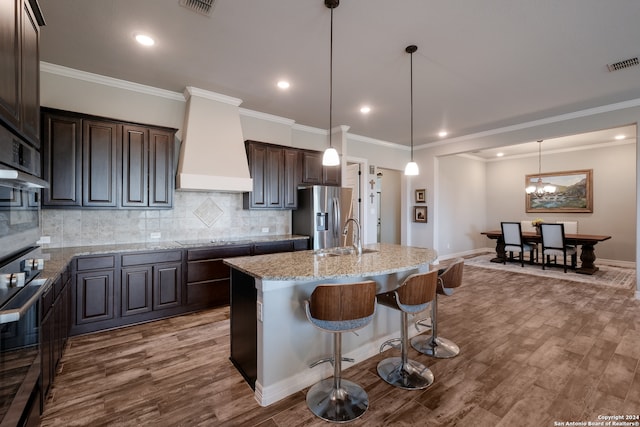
<box><xmin>179</xmin><ymin>0</ymin><xmax>216</xmax><ymax>17</ymax></box>
<box><xmin>607</xmin><ymin>57</ymin><xmax>639</xmax><ymax>72</ymax></box>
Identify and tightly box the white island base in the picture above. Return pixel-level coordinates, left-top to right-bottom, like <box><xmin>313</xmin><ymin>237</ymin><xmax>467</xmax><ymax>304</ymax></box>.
<box><xmin>225</xmin><ymin>243</ymin><xmax>438</xmax><ymax>406</ymax></box>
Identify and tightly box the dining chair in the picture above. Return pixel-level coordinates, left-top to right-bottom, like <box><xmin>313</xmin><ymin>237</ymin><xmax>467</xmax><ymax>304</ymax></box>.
<box><xmin>556</xmin><ymin>221</ymin><xmax>578</xmax><ymax>234</ymax></box>
<box><xmin>540</xmin><ymin>223</ymin><xmax>577</xmax><ymax>273</ymax></box>
<box><xmin>501</xmin><ymin>222</ymin><xmax>537</xmax><ymax>267</ymax></box>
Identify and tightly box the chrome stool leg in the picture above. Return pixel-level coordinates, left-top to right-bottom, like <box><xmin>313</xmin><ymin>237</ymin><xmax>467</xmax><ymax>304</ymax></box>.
<box><xmin>306</xmin><ymin>332</ymin><xmax>368</xmax><ymax>422</ymax></box>
<box><xmin>411</xmin><ymin>294</ymin><xmax>459</xmax><ymax>359</ymax></box>
<box><xmin>376</xmin><ymin>312</ymin><xmax>434</xmax><ymax>390</ymax></box>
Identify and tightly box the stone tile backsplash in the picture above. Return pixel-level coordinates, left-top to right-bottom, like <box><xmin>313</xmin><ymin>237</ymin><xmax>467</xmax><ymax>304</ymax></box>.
<box><xmin>40</xmin><ymin>191</ymin><xmax>291</xmax><ymax>248</ymax></box>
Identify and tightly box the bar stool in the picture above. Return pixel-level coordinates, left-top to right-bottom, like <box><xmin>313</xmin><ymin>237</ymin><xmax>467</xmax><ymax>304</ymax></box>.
<box><xmin>304</xmin><ymin>281</ymin><xmax>377</xmax><ymax>423</ymax></box>
<box><xmin>376</xmin><ymin>270</ymin><xmax>438</xmax><ymax>390</ymax></box>
<box><xmin>411</xmin><ymin>258</ymin><xmax>464</xmax><ymax>359</ymax></box>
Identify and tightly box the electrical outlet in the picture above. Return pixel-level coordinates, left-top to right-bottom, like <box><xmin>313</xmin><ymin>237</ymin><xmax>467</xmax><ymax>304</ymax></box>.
<box><xmin>38</xmin><ymin>236</ymin><xmax>51</xmax><ymax>244</ymax></box>
<box><xmin>256</xmin><ymin>301</ymin><xmax>264</xmax><ymax>322</ymax></box>
<box><xmin>261</xmin><ymin>227</ymin><xmax>269</xmax><ymax>233</ymax></box>
<box><xmin>150</xmin><ymin>232</ymin><xmax>161</xmax><ymax>239</ymax></box>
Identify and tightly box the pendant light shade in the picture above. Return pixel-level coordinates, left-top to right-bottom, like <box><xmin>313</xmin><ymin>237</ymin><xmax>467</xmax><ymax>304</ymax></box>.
<box><xmin>404</xmin><ymin>45</ymin><xmax>419</xmax><ymax>176</ymax></box>
<box><xmin>322</xmin><ymin>0</ymin><xmax>340</xmax><ymax>167</ymax></box>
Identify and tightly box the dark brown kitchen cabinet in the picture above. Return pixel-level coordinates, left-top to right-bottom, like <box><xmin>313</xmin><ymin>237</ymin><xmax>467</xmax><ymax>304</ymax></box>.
<box><xmin>300</xmin><ymin>149</ymin><xmax>341</xmax><ymax>186</ymax></box>
<box><xmin>41</xmin><ymin>108</ymin><xmax>176</xmax><ymax>209</ymax></box>
<box><xmin>122</xmin><ymin>125</ymin><xmax>174</xmax><ymax>208</ymax></box>
<box><xmin>41</xmin><ymin>112</ymin><xmax>82</xmax><ymax>206</ymax></box>
<box><xmin>0</xmin><ymin>0</ymin><xmax>44</xmax><ymax>149</ymax></box>
<box><xmin>83</xmin><ymin>120</ymin><xmax>118</xmax><ymax>207</ymax></box>
<box><xmin>41</xmin><ymin>266</ymin><xmax>72</xmax><ymax>402</ymax></box>
<box><xmin>243</xmin><ymin>141</ymin><xmax>285</xmax><ymax>209</ymax></box>
<box><xmin>75</xmin><ymin>259</ymin><xmax>116</xmax><ymax>327</ymax></box>
<box><xmin>120</xmin><ymin>250</ymin><xmax>183</xmax><ymax>315</ymax></box>
<box><xmin>283</xmin><ymin>148</ymin><xmax>299</xmax><ymax>208</ymax></box>
<box><xmin>186</xmin><ymin>244</ymin><xmax>252</xmax><ymax>309</ymax></box>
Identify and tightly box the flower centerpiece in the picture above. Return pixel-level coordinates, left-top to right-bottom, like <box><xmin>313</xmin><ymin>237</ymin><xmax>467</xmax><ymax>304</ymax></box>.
<box><xmin>531</xmin><ymin>218</ymin><xmax>544</xmax><ymax>234</ymax></box>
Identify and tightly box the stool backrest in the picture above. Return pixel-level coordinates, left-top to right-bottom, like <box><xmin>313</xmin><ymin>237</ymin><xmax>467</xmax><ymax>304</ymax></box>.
<box><xmin>397</xmin><ymin>270</ymin><xmax>438</xmax><ymax>306</ymax></box>
<box><xmin>439</xmin><ymin>258</ymin><xmax>464</xmax><ymax>291</ymax></box>
<box><xmin>309</xmin><ymin>281</ymin><xmax>376</xmax><ymax>322</ymax></box>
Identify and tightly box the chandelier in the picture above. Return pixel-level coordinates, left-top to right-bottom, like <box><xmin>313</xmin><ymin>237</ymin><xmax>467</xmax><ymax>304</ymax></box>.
<box><xmin>525</xmin><ymin>140</ymin><xmax>556</xmax><ymax>195</ymax></box>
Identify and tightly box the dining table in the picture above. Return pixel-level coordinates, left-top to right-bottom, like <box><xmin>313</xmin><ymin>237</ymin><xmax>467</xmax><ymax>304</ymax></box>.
<box><xmin>481</xmin><ymin>230</ymin><xmax>612</xmax><ymax>275</ymax></box>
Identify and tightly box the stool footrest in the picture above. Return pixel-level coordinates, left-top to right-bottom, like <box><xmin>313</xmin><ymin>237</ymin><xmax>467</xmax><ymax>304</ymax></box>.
<box><xmin>379</xmin><ymin>338</ymin><xmax>401</xmax><ymax>353</ymax></box>
<box><xmin>309</xmin><ymin>356</ymin><xmax>355</xmax><ymax>368</ymax></box>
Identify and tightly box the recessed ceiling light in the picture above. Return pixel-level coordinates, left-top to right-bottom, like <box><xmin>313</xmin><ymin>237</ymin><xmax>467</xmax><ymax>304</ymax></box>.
<box><xmin>496</xmin><ymin>152</ymin><xmax>504</xmax><ymax>157</ymax></box>
<box><xmin>615</xmin><ymin>134</ymin><xmax>625</xmax><ymax>140</ymax></box>
<box><xmin>135</xmin><ymin>34</ymin><xmax>155</xmax><ymax>46</ymax></box>
<box><xmin>438</xmin><ymin>130</ymin><xmax>448</xmax><ymax>137</ymax></box>
<box><xmin>277</xmin><ymin>80</ymin><xmax>290</xmax><ymax>89</ymax></box>
<box><xmin>360</xmin><ymin>106</ymin><xmax>371</xmax><ymax>114</ymax></box>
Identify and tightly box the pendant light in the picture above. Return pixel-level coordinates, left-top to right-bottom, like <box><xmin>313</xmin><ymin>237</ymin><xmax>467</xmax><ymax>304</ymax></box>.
<box><xmin>525</xmin><ymin>140</ymin><xmax>556</xmax><ymax>195</ymax></box>
<box><xmin>404</xmin><ymin>45</ymin><xmax>419</xmax><ymax>176</ymax></box>
<box><xmin>322</xmin><ymin>0</ymin><xmax>340</xmax><ymax>166</ymax></box>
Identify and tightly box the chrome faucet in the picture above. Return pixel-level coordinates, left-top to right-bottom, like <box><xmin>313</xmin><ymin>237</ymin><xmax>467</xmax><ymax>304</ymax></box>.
<box><xmin>343</xmin><ymin>218</ymin><xmax>362</xmax><ymax>255</ymax></box>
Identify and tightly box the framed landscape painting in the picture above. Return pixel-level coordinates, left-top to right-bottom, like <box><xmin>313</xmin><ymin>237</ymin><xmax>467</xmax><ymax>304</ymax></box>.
<box><xmin>525</xmin><ymin>169</ymin><xmax>593</xmax><ymax>213</ymax></box>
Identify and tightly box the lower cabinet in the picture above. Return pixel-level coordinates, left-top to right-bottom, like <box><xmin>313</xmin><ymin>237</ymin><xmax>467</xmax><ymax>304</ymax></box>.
<box><xmin>71</xmin><ymin>250</ymin><xmax>183</xmax><ymax>336</ymax></box>
<box><xmin>70</xmin><ymin>238</ymin><xmax>309</xmax><ymax>335</ymax></box>
<box><xmin>41</xmin><ymin>265</ymin><xmax>72</xmax><ymax>402</ymax></box>
<box><xmin>186</xmin><ymin>245</ymin><xmax>252</xmax><ymax>309</ymax></box>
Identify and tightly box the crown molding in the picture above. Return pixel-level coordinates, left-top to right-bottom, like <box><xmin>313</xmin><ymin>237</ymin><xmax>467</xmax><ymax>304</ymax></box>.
<box><xmin>40</xmin><ymin>62</ymin><xmax>184</xmax><ymax>101</ymax></box>
<box><xmin>347</xmin><ymin>132</ymin><xmax>409</xmax><ymax>150</ymax></box>
<box><xmin>184</xmin><ymin>86</ymin><xmax>242</xmax><ymax>106</ymax></box>
<box><xmin>239</xmin><ymin>108</ymin><xmax>295</xmax><ymax>126</ymax></box>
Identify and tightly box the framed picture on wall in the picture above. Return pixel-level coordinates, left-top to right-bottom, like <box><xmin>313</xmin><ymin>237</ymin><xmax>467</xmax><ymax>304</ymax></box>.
<box><xmin>415</xmin><ymin>189</ymin><xmax>426</xmax><ymax>203</ymax></box>
<box><xmin>413</xmin><ymin>206</ymin><xmax>427</xmax><ymax>223</ymax></box>
<box><xmin>525</xmin><ymin>169</ymin><xmax>593</xmax><ymax>213</ymax></box>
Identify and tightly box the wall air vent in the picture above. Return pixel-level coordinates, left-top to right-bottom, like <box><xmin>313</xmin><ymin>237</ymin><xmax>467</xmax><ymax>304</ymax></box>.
<box><xmin>179</xmin><ymin>0</ymin><xmax>216</xmax><ymax>17</ymax></box>
<box><xmin>607</xmin><ymin>57</ymin><xmax>639</xmax><ymax>72</ymax></box>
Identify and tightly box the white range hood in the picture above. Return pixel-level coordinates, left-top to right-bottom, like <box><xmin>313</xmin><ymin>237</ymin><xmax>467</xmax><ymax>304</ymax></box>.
<box><xmin>176</xmin><ymin>87</ymin><xmax>253</xmax><ymax>192</ymax></box>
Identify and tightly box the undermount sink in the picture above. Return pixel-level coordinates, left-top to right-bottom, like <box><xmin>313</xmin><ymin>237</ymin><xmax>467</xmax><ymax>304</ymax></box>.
<box><xmin>313</xmin><ymin>247</ymin><xmax>378</xmax><ymax>257</ymax></box>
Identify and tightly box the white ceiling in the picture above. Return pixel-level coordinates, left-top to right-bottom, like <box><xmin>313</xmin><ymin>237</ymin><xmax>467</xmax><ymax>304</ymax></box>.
<box><xmin>37</xmin><ymin>0</ymin><xmax>640</xmax><ymax>153</ymax></box>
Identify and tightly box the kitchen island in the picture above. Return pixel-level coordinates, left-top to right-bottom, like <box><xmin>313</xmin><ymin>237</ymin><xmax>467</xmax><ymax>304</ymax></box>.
<box><xmin>224</xmin><ymin>243</ymin><xmax>438</xmax><ymax>406</ymax></box>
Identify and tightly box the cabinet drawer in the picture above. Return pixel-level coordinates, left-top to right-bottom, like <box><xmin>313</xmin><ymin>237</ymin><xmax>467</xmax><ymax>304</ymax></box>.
<box><xmin>187</xmin><ymin>244</ymin><xmax>252</xmax><ymax>261</ymax></box>
<box><xmin>187</xmin><ymin>259</ymin><xmax>229</xmax><ymax>283</ymax></box>
<box><xmin>121</xmin><ymin>250</ymin><xmax>182</xmax><ymax>267</ymax></box>
<box><xmin>76</xmin><ymin>255</ymin><xmax>116</xmax><ymax>271</ymax></box>
<box><xmin>253</xmin><ymin>240</ymin><xmax>294</xmax><ymax>255</ymax></box>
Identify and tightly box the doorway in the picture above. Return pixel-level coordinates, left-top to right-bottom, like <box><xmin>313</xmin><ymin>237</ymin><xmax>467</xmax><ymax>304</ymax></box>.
<box><xmin>376</xmin><ymin>168</ymin><xmax>401</xmax><ymax>244</ymax></box>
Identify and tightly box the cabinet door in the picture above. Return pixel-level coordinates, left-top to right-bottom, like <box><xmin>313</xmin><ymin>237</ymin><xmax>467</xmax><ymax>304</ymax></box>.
<box><xmin>0</xmin><ymin>0</ymin><xmax>20</xmax><ymax>130</ymax></box>
<box><xmin>83</xmin><ymin>120</ymin><xmax>118</xmax><ymax>207</ymax></box>
<box><xmin>153</xmin><ymin>263</ymin><xmax>182</xmax><ymax>310</ymax></box>
<box><xmin>301</xmin><ymin>151</ymin><xmax>323</xmax><ymax>185</ymax></box>
<box><xmin>246</xmin><ymin>143</ymin><xmax>268</xmax><ymax>208</ymax></box>
<box><xmin>20</xmin><ymin>0</ymin><xmax>40</xmax><ymax>147</ymax></box>
<box><xmin>283</xmin><ymin>149</ymin><xmax>299</xmax><ymax>208</ymax></box>
<box><xmin>121</xmin><ymin>266</ymin><xmax>152</xmax><ymax>316</ymax></box>
<box><xmin>323</xmin><ymin>164</ymin><xmax>341</xmax><ymax>186</ymax></box>
<box><xmin>42</xmin><ymin>112</ymin><xmax>82</xmax><ymax>207</ymax></box>
<box><xmin>40</xmin><ymin>307</ymin><xmax>54</xmax><ymax>399</ymax></box>
<box><xmin>75</xmin><ymin>270</ymin><xmax>114</xmax><ymax>324</ymax></box>
<box><xmin>149</xmin><ymin>128</ymin><xmax>174</xmax><ymax>208</ymax></box>
<box><xmin>265</xmin><ymin>146</ymin><xmax>284</xmax><ymax>208</ymax></box>
<box><xmin>122</xmin><ymin>124</ymin><xmax>148</xmax><ymax>207</ymax></box>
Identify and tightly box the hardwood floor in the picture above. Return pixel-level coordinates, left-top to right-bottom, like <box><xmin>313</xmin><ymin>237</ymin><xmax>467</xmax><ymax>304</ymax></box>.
<box><xmin>40</xmin><ymin>265</ymin><xmax>640</xmax><ymax>426</ymax></box>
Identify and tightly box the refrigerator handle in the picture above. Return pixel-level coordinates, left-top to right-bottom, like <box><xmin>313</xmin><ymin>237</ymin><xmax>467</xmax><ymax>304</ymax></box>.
<box><xmin>333</xmin><ymin>197</ymin><xmax>340</xmax><ymax>241</ymax></box>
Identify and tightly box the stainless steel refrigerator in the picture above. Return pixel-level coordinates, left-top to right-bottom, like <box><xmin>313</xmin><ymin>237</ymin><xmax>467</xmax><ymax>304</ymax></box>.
<box><xmin>292</xmin><ymin>186</ymin><xmax>353</xmax><ymax>250</ymax></box>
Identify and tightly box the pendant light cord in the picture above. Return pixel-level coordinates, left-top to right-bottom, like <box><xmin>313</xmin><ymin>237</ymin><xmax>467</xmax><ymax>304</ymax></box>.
<box><xmin>329</xmin><ymin>7</ymin><xmax>334</xmax><ymax>149</ymax></box>
<box><xmin>410</xmin><ymin>48</ymin><xmax>414</xmax><ymax>161</ymax></box>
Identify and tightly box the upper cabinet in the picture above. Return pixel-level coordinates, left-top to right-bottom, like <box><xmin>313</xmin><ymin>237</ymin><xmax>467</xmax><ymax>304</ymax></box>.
<box><xmin>41</xmin><ymin>108</ymin><xmax>176</xmax><ymax>209</ymax></box>
<box><xmin>0</xmin><ymin>0</ymin><xmax>44</xmax><ymax>149</ymax></box>
<box><xmin>243</xmin><ymin>141</ymin><xmax>340</xmax><ymax>210</ymax></box>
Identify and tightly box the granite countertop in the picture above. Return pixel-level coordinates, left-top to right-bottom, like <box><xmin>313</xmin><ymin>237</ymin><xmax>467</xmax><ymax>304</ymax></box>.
<box><xmin>223</xmin><ymin>243</ymin><xmax>438</xmax><ymax>281</ymax></box>
<box><xmin>37</xmin><ymin>234</ymin><xmax>309</xmax><ymax>285</ymax></box>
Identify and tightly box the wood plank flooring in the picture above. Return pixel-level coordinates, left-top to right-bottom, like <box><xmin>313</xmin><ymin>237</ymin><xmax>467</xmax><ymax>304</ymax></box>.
<box><xmin>40</xmin><ymin>264</ymin><xmax>640</xmax><ymax>426</ymax></box>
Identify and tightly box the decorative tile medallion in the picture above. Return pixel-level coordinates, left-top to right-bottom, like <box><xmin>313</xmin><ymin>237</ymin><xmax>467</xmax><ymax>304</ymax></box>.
<box><xmin>193</xmin><ymin>198</ymin><xmax>224</xmax><ymax>228</ymax></box>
